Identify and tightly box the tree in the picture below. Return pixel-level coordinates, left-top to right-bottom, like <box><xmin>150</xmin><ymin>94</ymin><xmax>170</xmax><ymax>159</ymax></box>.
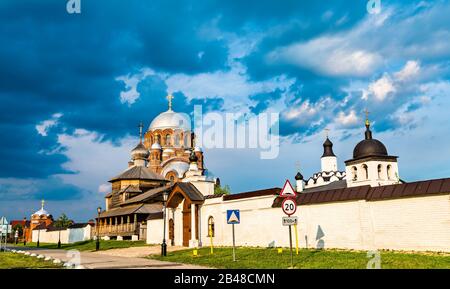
<box><xmin>214</xmin><ymin>184</ymin><xmax>231</xmax><ymax>195</ymax></box>
<box><xmin>12</xmin><ymin>224</ymin><xmax>23</xmax><ymax>236</ymax></box>
<box><xmin>53</xmin><ymin>214</ymin><xmax>73</xmax><ymax>229</ymax></box>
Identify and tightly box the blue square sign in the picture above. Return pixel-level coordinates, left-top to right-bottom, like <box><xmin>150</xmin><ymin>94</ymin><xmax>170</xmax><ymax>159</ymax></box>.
<box><xmin>227</xmin><ymin>210</ymin><xmax>240</xmax><ymax>224</ymax></box>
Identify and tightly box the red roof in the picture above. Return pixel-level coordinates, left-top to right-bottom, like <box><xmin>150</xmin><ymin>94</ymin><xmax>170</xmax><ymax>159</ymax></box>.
<box><xmin>273</xmin><ymin>177</ymin><xmax>450</xmax><ymax>207</ymax></box>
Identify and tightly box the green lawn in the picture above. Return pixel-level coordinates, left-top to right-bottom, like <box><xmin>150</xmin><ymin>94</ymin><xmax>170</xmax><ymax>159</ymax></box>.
<box><xmin>12</xmin><ymin>240</ymin><xmax>149</xmax><ymax>252</ymax></box>
<box><xmin>150</xmin><ymin>247</ymin><xmax>450</xmax><ymax>269</ymax></box>
<box><xmin>0</xmin><ymin>252</ymin><xmax>62</xmax><ymax>269</ymax></box>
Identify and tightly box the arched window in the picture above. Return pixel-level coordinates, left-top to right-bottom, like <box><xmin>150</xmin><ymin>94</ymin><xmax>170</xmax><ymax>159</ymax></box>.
<box><xmin>377</xmin><ymin>164</ymin><xmax>382</xmax><ymax>179</ymax></box>
<box><xmin>352</xmin><ymin>166</ymin><xmax>358</xmax><ymax>181</ymax></box>
<box><xmin>207</xmin><ymin>216</ymin><xmax>215</xmax><ymax>237</ymax></box>
<box><xmin>387</xmin><ymin>165</ymin><xmax>392</xmax><ymax>180</ymax></box>
<box><xmin>362</xmin><ymin>164</ymin><xmax>369</xmax><ymax>180</ymax></box>
<box><xmin>174</xmin><ymin>133</ymin><xmax>180</xmax><ymax>146</ymax></box>
<box><xmin>165</xmin><ymin>134</ymin><xmax>171</xmax><ymax>146</ymax></box>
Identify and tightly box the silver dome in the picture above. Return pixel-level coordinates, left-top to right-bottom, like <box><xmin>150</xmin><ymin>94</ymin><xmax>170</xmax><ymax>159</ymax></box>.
<box><xmin>148</xmin><ymin>110</ymin><xmax>191</xmax><ymax>131</ymax></box>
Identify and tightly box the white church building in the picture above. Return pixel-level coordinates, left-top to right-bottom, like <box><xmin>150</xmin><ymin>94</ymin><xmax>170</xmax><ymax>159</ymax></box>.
<box><xmin>99</xmin><ymin>97</ymin><xmax>450</xmax><ymax>253</ymax></box>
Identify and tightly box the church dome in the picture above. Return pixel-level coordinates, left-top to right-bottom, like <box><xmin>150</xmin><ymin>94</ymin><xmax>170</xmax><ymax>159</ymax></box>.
<box><xmin>33</xmin><ymin>208</ymin><xmax>49</xmax><ymax>216</ymax></box>
<box><xmin>353</xmin><ymin>139</ymin><xmax>388</xmax><ymax>159</ymax></box>
<box><xmin>352</xmin><ymin>119</ymin><xmax>388</xmax><ymax>159</ymax></box>
<box><xmin>131</xmin><ymin>142</ymin><xmax>149</xmax><ymax>160</ymax></box>
<box><xmin>322</xmin><ymin>137</ymin><xmax>336</xmax><ymax>157</ymax></box>
<box><xmin>151</xmin><ymin>142</ymin><xmax>162</xmax><ymax>150</ymax></box>
<box><xmin>149</xmin><ymin>110</ymin><xmax>191</xmax><ymax>131</ymax></box>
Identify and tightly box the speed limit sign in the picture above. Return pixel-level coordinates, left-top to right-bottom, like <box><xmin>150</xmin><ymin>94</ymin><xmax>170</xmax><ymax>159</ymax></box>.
<box><xmin>282</xmin><ymin>198</ymin><xmax>297</xmax><ymax>216</ymax></box>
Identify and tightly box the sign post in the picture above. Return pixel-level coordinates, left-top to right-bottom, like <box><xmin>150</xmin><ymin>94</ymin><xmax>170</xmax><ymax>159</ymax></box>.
<box><xmin>227</xmin><ymin>210</ymin><xmax>240</xmax><ymax>262</ymax></box>
<box><xmin>280</xmin><ymin>180</ymin><xmax>298</xmax><ymax>268</ymax></box>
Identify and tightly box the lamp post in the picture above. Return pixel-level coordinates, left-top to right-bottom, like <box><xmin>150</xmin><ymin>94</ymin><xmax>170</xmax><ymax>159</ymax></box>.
<box><xmin>57</xmin><ymin>228</ymin><xmax>61</xmax><ymax>249</ymax></box>
<box><xmin>161</xmin><ymin>191</ymin><xmax>169</xmax><ymax>256</ymax></box>
<box><xmin>23</xmin><ymin>217</ymin><xmax>27</xmax><ymax>246</ymax></box>
<box><xmin>96</xmin><ymin>207</ymin><xmax>101</xmax><ymax>251</ymax></box>
<box><xmin>37</xmin><ymin>220</ymin><xmax>41</xmax><ymax>247</ymax></box>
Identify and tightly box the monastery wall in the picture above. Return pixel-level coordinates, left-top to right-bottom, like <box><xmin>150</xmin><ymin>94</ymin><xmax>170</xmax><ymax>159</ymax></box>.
<box><xmin>148</xmin><ymin>193</ymin><xmax>450</xmax><ymax>252</ymax></box>
<box><xmin>31</xmin><ymin>226</ymin><xmax>92</xmax><ymax>244</ymax></box>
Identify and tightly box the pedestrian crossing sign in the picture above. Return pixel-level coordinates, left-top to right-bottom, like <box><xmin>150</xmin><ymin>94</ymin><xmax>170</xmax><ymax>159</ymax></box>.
<box><xmin>227</xmin><ymin>210</ymin><xmax>240</xmax><ymax>224</ymax></box>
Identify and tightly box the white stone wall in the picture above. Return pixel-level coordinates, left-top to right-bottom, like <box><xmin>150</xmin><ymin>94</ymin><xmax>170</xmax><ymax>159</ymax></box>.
<box><xmin>32</xmin><ymin>229</ymin><xmax>69</xmax><ymax>244</ymax></box>
<box><xmin>147</xmin><ymin>193</ymin><xmax>450</xmax><ymax>252</ymax></box>
<box><xmin>31</xmin><ymin>226</ymin><xmax>92</xmax><ymax>244</ymax></box>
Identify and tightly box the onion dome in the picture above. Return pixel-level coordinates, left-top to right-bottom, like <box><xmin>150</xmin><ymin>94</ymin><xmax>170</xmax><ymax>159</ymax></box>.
<box><xmin>194</xmin><ymin>146</ymin><xmax>202</xmax><ymax>152</ymax></box>
<box><xmin>148</xmin><ymin>95</ymin><xmax>191</xmax><ymax>131</ymax></box>
<box><xmin>131</xmin><ymin>142</ymin><xmax>149</xmax><ymax>160</ymax></box>
<box><xmin>151</xmin><ymin>142</ymin><xmax>162</xmax><ymax>150</ymax></box>
<box><xmin>353</xmin><ymin>118</ymin><xmax>388</xmax><ymax>159</ymax></box>
<box><xmin>322</xmin><ymin>137</ymin><xmax>336</xmax><ymax>157</ymax></box>
<box><xmin>189</xmin><ymin>149</ymin><xmax>198</xmax><ymax>163</ymax></box>
<box><xmin>33</xmin><ymin>200</ymin><xmax>49</xmax><ymax>216</ymax></box>
<box><xmin>295</xmin><ymin>172</ymin><xmax>304</xmax><ymax>180</ymax></box>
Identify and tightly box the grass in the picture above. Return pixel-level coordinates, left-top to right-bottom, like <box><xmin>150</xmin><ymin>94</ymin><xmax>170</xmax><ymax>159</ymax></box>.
<box><xmin>12</xmin><ymin>240</ymin><xmax>149</xmax><ymax>252</ymax></box>
<box><xmin>150</xmin><ymin>247</ymin><xmax>450</xmax><ymax>269</ymax></box>
<box><xmin>0</xmin><ymin>252</ymin><xmax>62</xmax><ymax>269</ymax></box>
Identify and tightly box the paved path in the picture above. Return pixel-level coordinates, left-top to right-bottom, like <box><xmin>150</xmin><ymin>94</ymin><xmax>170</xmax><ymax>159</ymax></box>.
<box><xmin>7</xmin><ymin>246</ymin><xmax>208</xmax><ymax>269</ymax></box>
<box><xmin>93</xmin><ymin>245</ymin><xmax>186</xmax><ymax>258</ymax></box>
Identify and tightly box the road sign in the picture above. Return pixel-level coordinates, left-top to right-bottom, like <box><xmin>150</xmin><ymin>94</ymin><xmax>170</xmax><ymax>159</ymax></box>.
<box><xmin>282</xmin><ymin>216</ymin><xmax>298</xmax><ymax>226</ymax></box>
<box><xmin>282</xmin><ymin>198</ymin><xmax>297</xmax><ymax>216</ymax></box>
<box><xmin>227</xmin><ymin>210</ymin><xmax>240</xmax><ymax>224</ymax></box>
<box><xmin>226</xmin><ymin>210</ymin><xmax>240</xmax><ymax>262</ymax></box>
<box><xmin>280</xmin><ymin>180</ymin><xmax>297</xmax><ymax>198</ymax></box>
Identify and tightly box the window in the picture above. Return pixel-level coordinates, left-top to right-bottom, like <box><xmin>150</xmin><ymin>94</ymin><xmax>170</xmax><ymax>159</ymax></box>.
<box><xmin>174</xmin><ymin>133</ymin><xmax>180</xmax><ymax>146</ymax></box>
<box><xmin>387</xmin><ymin>165</ymin><xmax>392</xmax><ymax>180</ymax></box>
<box><xmin>377</xmin><ymin>164</ymin><xmax>382</xmax><ymax>179</ymax></box>
<box><xmin>165</xmin><ymin>134</ymin><xmax>171</xmax><ymax>146</ymax></box>
<box><xmin>352</xmin><ymin>166</ymin><xmax>358</xmax><ymax>181</ymax></box>
<box><xmin>207</xmin><ymin>216</ymin><xmax>215</xmax><ymax>237</ymax></box>
<box><xmin>362</xmin><ymin>164</ymin><xmax>369</xmax><ymax>180</ymax></box>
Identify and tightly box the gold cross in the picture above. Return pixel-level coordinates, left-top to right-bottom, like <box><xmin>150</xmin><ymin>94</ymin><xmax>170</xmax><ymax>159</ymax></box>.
<box><xmin>364</xmin><ymin>108</ymin><xmax>370</xmax><ymax>126</ymax></box>
<box><xmin>41</xmin><ymin>199</ymin><xmax>45</xmax><ymax>209</ymax></box>
<box><xmin>167</xmin><ymin>94</ymin><xmax>174</xmax><ymax>111</ymax></box>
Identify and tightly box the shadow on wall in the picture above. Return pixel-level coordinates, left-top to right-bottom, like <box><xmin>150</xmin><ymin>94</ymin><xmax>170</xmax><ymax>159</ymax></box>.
<box><xmin>316</xmin><ymin>225</ymin><xmax>325</xmax><ymax>249</ymax></box>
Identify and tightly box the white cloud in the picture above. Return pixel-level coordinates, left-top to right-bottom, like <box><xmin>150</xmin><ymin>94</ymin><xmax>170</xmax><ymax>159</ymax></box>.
<box><xmin>116</xmin><ymin>68</ymin><xmax>155</xmax><ymax>106</ymax></box>
<box><xmin>336</xmin><ymin>110</ymin><xmax>359</xmax><ymax>126</ymax></box>
<box><xmin>395</xmin><ymin>60</ymin><xmax>420</xmax><ymax>81</ymax></box>
<box><xmin>35</xmin><ymin>113</ymin><xmax>63</xmax><ymax>136</ymax></box>
<box><xmin>166</xmin><ymin>67</ymin><xmax>294</xmax><ymax>110</ymax></box>
<box><xmin>266</xmin><ymin>36</ymin><xmax>381</xmax><ymax>77</ymax></box>
<box><xmin>368</xmin><ymin>74</ymin><xmax>396</xmax><ymax>101</ymax></box>
<box><xmin>55</xmin><ymin>129</ymin><xmax>135</xmax><ymax>194</ymax></box>
<box><xmin>98</xmin><ymin>183</ymin><xmax>110</xmax><ymax>194</ymax></box>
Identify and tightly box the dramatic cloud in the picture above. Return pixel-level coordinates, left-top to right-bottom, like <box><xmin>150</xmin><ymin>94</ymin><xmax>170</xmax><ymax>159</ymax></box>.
<box><xmin>1</xmin><ymin>0</ymin><xmax>450</xmax><ymax>220</ymax></box>
<box><xmin>35</xmin><ymin>113</ymin><xmax>63</xmax><ymax>136</ymax></box>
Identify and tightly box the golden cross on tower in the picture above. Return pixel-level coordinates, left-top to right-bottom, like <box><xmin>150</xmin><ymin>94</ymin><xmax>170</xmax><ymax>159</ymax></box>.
<box><xmin>167</xmin><ymin>94</ymin><xmax>174</xmax><ymax>111</ymax></box>
<box><xmin>138</xmin><ymin>121</ymin><xmax>143</xmax><ymax>143</ymax></box>
<box><xmin>364</xmin><ymin>108</ymin><xmax>370</xmax><ymax>127</ymax></box>
<box><xmin>41</xmin><ymin>199</ymin><xmax>45</xmax><ymax>209</ymax></box>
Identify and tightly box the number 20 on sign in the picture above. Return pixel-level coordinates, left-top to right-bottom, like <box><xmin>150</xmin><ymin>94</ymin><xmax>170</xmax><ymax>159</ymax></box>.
<box><xmin>282</xmin><ymin>198</ymin><xmax>297</xmax><ymax>216</ymax></box>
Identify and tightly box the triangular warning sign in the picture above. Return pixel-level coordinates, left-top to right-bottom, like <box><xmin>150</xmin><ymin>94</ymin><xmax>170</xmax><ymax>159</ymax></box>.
<box><xmin>280</xmin><ymin>179</ymin><xmax>297</xmax><ymax>197</ymax></box>
<box><xmin>228</xmin><ymin>212</ymin><xmax>239</xmax><ymax>223</ymax></box>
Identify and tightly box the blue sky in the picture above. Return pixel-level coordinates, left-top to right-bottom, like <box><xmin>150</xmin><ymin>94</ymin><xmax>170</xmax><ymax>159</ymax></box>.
<box><xmin>1</xmin><ymin>0</ymin><xmax>450</xmax><ymax>221</ymax></box>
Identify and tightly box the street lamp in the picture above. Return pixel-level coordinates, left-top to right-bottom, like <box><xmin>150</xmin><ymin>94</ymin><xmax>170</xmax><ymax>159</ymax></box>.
<box><xmin>37</xmin><ymin>220</ymin><xmax>41</xmax><ymax>247</ymax></box>
<box><xmin>161</xmin><ymin>191</ymin><xmax>169</xmax><ymax>256</ymax></box>
<box><xmin>57</xmin><ymin>228</ymin><xmax>61</xmax><ymax>249</ymax></box>
<box><xmin>96</xmin><ymin>207</ymin><xmax>101</xmax><ymax>251</ymax></box>
<box><xmin>23</xmin><ymin>217</ymin><xmax>27</xmax><ymax>246</ymax></box>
